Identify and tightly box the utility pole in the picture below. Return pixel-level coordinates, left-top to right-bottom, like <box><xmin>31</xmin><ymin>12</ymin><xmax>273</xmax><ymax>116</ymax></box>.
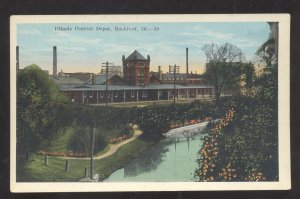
<box><xmin>90</xmin><ymin>127</ymin><xmax>96</xmax><ymax>180</ymax></box>
<box><xmin>101</xmin><ymin>61</ymin><xmax>114</xmax><ymax>106</ymax></box>
<box><xmin>169</xmin><ymin>64</ymin><xmax>180</xmax><ymax>103</ymax></box>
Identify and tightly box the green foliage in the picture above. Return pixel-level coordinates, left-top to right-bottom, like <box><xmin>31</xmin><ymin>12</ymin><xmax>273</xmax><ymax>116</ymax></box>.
<box><xmin>256</xmin><ymin>38</ymin><xmax>275</xmax><ymax>55</ymax></box>
<box><xmin>137</xmin><ymin>105</ymin><xmax>170</xmax><ymax>140</ymax></box>
<box><xmin>17</xmin><ymin>64</ymin><xmax>70</xmax><ymax>154</ymax></box>
<box><xmin>135</xmin><ymin>101</ymin><xmax>220</xmax><ymax>140</ymax></box>
<box><xmin>94</xmin><ymin>130</ymin><xmax>107</xmax><ymax>153</ymax></box>
<box><xmin>195</xmin><ymin>49</ymin><xmax>278</xmax><ymax>181</ymax></box>
<box><xmin>219</xmin><ymin>98</ymin><xmax>277</xmax><ymax>180</ymax></box>
<box><xmin>204</xmin><ymin>62</ymin><xmax>255</xmax><ymax>102</ymax></box>
<box><xmin>47</xmin><ymin>127</ymin><xmax>74</xmax><ymax>152</ymax></box>
<box><xmin>67</xmin><ymin>126</ymin><xmax>107</xmax><ymax>155</ymax></box>
<box><xmin>70</xmin><ymin>105</ymin><xmax>137</xmax><ymax>130</ymax></box>
<box><xmin>18</xmin><ymin>139</ymin><xmax>154</xmax><ymax>182</ymax></box>
<box><xmin>120</xmin><ymin>124</ymin><xmax>133</xmax><ymax>137</ymax></box>
<box><xmin>202</xmin><ymin>43</ymin><xmax>255</xmax><ymax>103</ymax></box>
<box><xmin>67</xmin><ymin>126</ymin><xmax>90</xmax><ymax>154</ymax></box>
<box><xmin>243</xmin><ymin>63</ymin><xmax>256</xmax><ymax>89</ymax></box>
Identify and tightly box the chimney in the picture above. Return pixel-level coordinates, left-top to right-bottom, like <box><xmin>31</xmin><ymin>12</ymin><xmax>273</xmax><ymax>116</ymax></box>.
<box><xmin>186</xmin><ymin>47</ymin><xmax>189</xmax><ymax>79</ymax></box>
<box><xmin>53</xmin><ymin>46</ymin><xmax>57</xmax><ymax>76</ymax></box>
<box><xmin>16</xmin><ymin>46</ymin><xmax>19</xmax><ymax>71</ymax></box>
<box><xmin>158</xmin><ymin>66</ymin><xmax>161</xmax><ymax>80</ymax></box>
<box><xmin>91</xmin><ymin>73</ymin><xmax>95</xmax><ymax>85</ymax></box>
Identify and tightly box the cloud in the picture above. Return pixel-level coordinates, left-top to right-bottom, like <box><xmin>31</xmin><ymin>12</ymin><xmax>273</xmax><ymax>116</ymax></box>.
<box><xmin>179</xmin><ymin>31</ymin><xmax>236</xmax><ymax>40</ymax></box>
<box><xmin>19</xmin><ymin>29</ymin><xmax>42</xmax><ymax>35</ymax></box>
<box><xmin>232</xmin><ymin>37</ymin><xmax>262</xmax><ymax>48</ymax></box>
<box><xmin>179</xmin><ymin>25</ymin><xmax>264</xmax><ymax>50</ymax></box>
<box><xmin>191</xmin><ymin>25</ymin><xmax>204</xmax><ymax>31</ymax></box>
<box><xmin>59</xmin><ymin>46</ymin><xmax>87</xmax><ymax>56</ymax></box>
<box><xmin>47</xmin><ymin>31</ymin><xmax>102</xmax><ymax>46</ymax></box>
<box><xmin>179</xmin><ymin>29</ymin><xmax>263</xmax><ymax>51</ymax></box>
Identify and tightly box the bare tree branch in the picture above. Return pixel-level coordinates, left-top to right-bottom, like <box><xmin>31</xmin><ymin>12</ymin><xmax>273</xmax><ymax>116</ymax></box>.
<box><xmin>202</xmin><ymin>43</ymin><xmax>245</xmax><ymax>103</ymax></box>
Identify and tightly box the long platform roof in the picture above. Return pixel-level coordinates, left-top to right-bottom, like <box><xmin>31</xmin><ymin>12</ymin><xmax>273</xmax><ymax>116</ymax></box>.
<box><xmin>59</xmin><ymin>84</ymin><xmax>214</xmax><ymax>91</ymax></box>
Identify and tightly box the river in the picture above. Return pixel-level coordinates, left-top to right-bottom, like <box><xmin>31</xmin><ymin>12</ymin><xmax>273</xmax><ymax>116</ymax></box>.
<box><xmin>105</xmin><ymin>133</ymin><xmax>206</xmax><ymax>182</ymax></box>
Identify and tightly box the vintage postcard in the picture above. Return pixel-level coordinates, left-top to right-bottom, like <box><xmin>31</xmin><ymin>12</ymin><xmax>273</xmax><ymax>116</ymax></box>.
<box><xmin>10</xmin><ymin>14</ymin><xmax>290</xmax><ymax>192</ymax></box>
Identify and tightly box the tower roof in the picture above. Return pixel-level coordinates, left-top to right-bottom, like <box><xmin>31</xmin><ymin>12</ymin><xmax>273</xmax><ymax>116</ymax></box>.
<box><xmin>125</xmin><ymin>50</ymin><xmax>146</xmax><ymax>61</ymax></box>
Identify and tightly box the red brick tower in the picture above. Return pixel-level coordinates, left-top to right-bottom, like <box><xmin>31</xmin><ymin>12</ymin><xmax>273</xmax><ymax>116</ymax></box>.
<box><xmin>122</xmin><ymin>50</ymin><xmax>150</xmax><ymax>86</ymax></box>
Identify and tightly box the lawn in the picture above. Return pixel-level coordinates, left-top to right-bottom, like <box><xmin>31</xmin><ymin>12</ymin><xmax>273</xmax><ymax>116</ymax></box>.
<box><xmin>17</xmin><ymin>138</ymin><xmax>155</xmax><ymax>182</ymax></box>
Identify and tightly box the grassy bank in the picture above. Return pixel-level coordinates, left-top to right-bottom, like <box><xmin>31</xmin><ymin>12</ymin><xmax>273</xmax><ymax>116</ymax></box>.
<box><xmin>17</xmin><ymin>100</ymin><xmax>217</xmax><ymax>182</ymax></box>
<box><xmin>17</xmin><ymin>138</ymin><xmax>155</xmax><ymax>182</ymax></box>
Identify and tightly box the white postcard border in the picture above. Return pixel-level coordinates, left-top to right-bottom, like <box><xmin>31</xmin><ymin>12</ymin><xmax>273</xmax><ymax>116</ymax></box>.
<box><xmin>10</xmin><ymin>14</ymin><xmax>291</xmax><ymax>192</ymax></box>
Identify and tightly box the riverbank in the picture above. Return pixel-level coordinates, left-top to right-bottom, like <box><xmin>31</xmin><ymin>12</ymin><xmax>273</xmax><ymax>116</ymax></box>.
<box><xmin>17</xmin><ymin>101</ymin><xmax>218</xmax><ymax>182</ymax></box>
<box><xmin>63</xmin><ymin>124</ymin><xmax>142</xmax><ymax>160</ymax></box>
<box><xmin>17</xmin><ymin>137</ymin><xmax>156</xmax><ymax>182</ymax></box>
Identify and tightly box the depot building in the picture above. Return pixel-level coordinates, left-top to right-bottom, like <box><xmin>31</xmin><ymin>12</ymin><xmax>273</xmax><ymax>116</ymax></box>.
<box><xmin>50</xmin><ymin>49</ymin><xmax>214</xmax><ymax>104</ymax></box>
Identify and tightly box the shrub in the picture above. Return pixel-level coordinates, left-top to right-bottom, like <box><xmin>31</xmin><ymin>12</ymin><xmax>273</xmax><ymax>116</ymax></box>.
<box><xmin>67</xmin><ymin>126</ymin><xmax>107</xmax><ymax>155</ymax></box>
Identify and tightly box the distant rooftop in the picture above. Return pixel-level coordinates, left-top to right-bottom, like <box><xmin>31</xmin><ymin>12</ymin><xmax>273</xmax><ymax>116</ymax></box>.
<box><xmin>50</xmin><ymin>76</ymin><xmax>84</xmax><ymax>85</ymax></box>
<box><xmin>58</xmin><ymin>71</ymin><xmax>93</xmax><ymax>82</ymax></box>
<box><xmin>85</xmin><ymin>74</ymin><xmax>115</xmax><ymax>85</ymax></box>
<box><xmin>162</xmin><ymin>73</ymin><xmax>203</xmax><ymax>79</ymax></box>
<box><xmin>58</xmin><ymin>83</ymin><xmax>214</xmax><ymax>92</ymax></box>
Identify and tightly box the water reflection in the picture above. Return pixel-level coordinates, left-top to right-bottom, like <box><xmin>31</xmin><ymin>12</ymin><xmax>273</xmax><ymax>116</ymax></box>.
<box><xmin>124</xmin><ymin>142</ymin><xmax>169</xmax><ymax>177</ymax></box>
<box><xmin>105</xmin><ymin>134</ymin><xmax>206</xmax><ymax>182</ymax></box>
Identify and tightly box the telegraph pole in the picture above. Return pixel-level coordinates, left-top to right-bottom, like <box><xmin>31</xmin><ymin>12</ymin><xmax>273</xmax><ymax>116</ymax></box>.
<box><xmin>169</xmin><ymin>64</ymin><xmax>180</xmax><ymax>103</ymax></box>
<box><xmin>101</xmin><ymin>61</ymin><xmax>114</xmax><ymax>106</ymax></box>
<box><xmin>90</xmin><ymin>127</ymin><xmax>96</xmax><ymax>180</ymax></box>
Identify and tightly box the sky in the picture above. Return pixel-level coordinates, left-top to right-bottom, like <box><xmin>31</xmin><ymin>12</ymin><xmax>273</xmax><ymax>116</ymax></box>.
<box><xmin>17</xmin><ymin>22</ymin><xmax>270</xmax><ymax>74</ymax></box>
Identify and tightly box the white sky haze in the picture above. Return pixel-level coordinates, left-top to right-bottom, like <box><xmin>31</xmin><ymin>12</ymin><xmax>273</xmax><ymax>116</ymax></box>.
<box><xmin>17</xmin><ymin>22</ymin><xmax>270</xmax><ymax>74</ymax></box>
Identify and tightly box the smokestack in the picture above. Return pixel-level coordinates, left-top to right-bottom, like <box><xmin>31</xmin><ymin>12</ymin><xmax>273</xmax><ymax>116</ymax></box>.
<box><xmin>16</xmin><ymin>46</ymin><xmax>19</xmax><ymax>71</ymax></box>
<box><xmin>53</xmin><ymin>46</ymin><xmax>57</xmax><ymax>76</ymax></box>
<box><xmin>91</xmin><ymin>73</ymin><xmax>95</xmax><ymax>85</ymax></box>
<box><xmin>186</xmin><ymin>47</ymin><xmax>189</xmax><ymax>79</ymax></box>
<box><xmin>158</xmin><ymin>66</ymin><xmax>161</xmax><ymax>80</ymax></box>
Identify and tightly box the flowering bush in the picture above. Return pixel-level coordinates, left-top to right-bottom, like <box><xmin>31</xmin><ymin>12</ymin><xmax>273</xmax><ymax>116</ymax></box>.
<box><xmin>110</xmin><ymin>134</ymin><xmax>131</xmax><ymax>144</ymax></box>
<box><xmin>195</xmin><ymin>95</ymin><xmax>277</xmax><ymax>182</ymax></box>
<box><xmin>245</xmin><ymin>170</ymin><xmax>267</xmax><ymax>181</ymax></box>
<box><xmin>195</xmin><ymin>108</ymin><xmax>236</xmax><ymax>182</ymax></box>
<box><xmin>170</xmin><ymin>118</ymin><xmax>212</xmax><ymax>129</ymax></box>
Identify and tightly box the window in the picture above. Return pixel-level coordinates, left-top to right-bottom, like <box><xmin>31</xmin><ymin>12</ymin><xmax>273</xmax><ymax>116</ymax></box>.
<box><xmin>138</xmin><ymin>70</ymin><xmax>144</xmax><ymax>77</ymax></box>
<box><xmin>142</xmin><ymin>90</ymin><xmax>147</xmax><ymax>98</ymax></box>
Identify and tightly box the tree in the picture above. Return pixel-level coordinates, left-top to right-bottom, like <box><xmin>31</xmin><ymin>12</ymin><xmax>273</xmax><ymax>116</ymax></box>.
<box><xmin>202</xmin><ymin>43</ymin><xmax>247</xmax><ymax>103</ymax></box>
<box><xmin>67</xmin><ymin>126</ymin><xmax>107</xmax><ymax>155</ymax></box>
<box><xmin>195</xmin><ymin>36</ymin><xmax>279</xmax><ymax>181</ymax></box>
<box><xmin>17</xmin><ymin>64</ymin><xmax>70</xmax><ymax>155</ymax></box>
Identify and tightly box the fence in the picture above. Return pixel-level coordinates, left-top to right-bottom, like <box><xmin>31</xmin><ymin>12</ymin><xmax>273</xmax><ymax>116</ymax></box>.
<box><xmin>24</xmin><ymin>154</ymin><xmax>93</xmax><ymax>182</ymax></box>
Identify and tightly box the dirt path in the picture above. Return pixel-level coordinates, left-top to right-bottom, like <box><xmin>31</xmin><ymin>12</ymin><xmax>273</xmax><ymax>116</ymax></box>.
<box><xmin>63</xmin><ymin>124</ymin><xmax>142</xmax><ymax>160</ymax></box>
